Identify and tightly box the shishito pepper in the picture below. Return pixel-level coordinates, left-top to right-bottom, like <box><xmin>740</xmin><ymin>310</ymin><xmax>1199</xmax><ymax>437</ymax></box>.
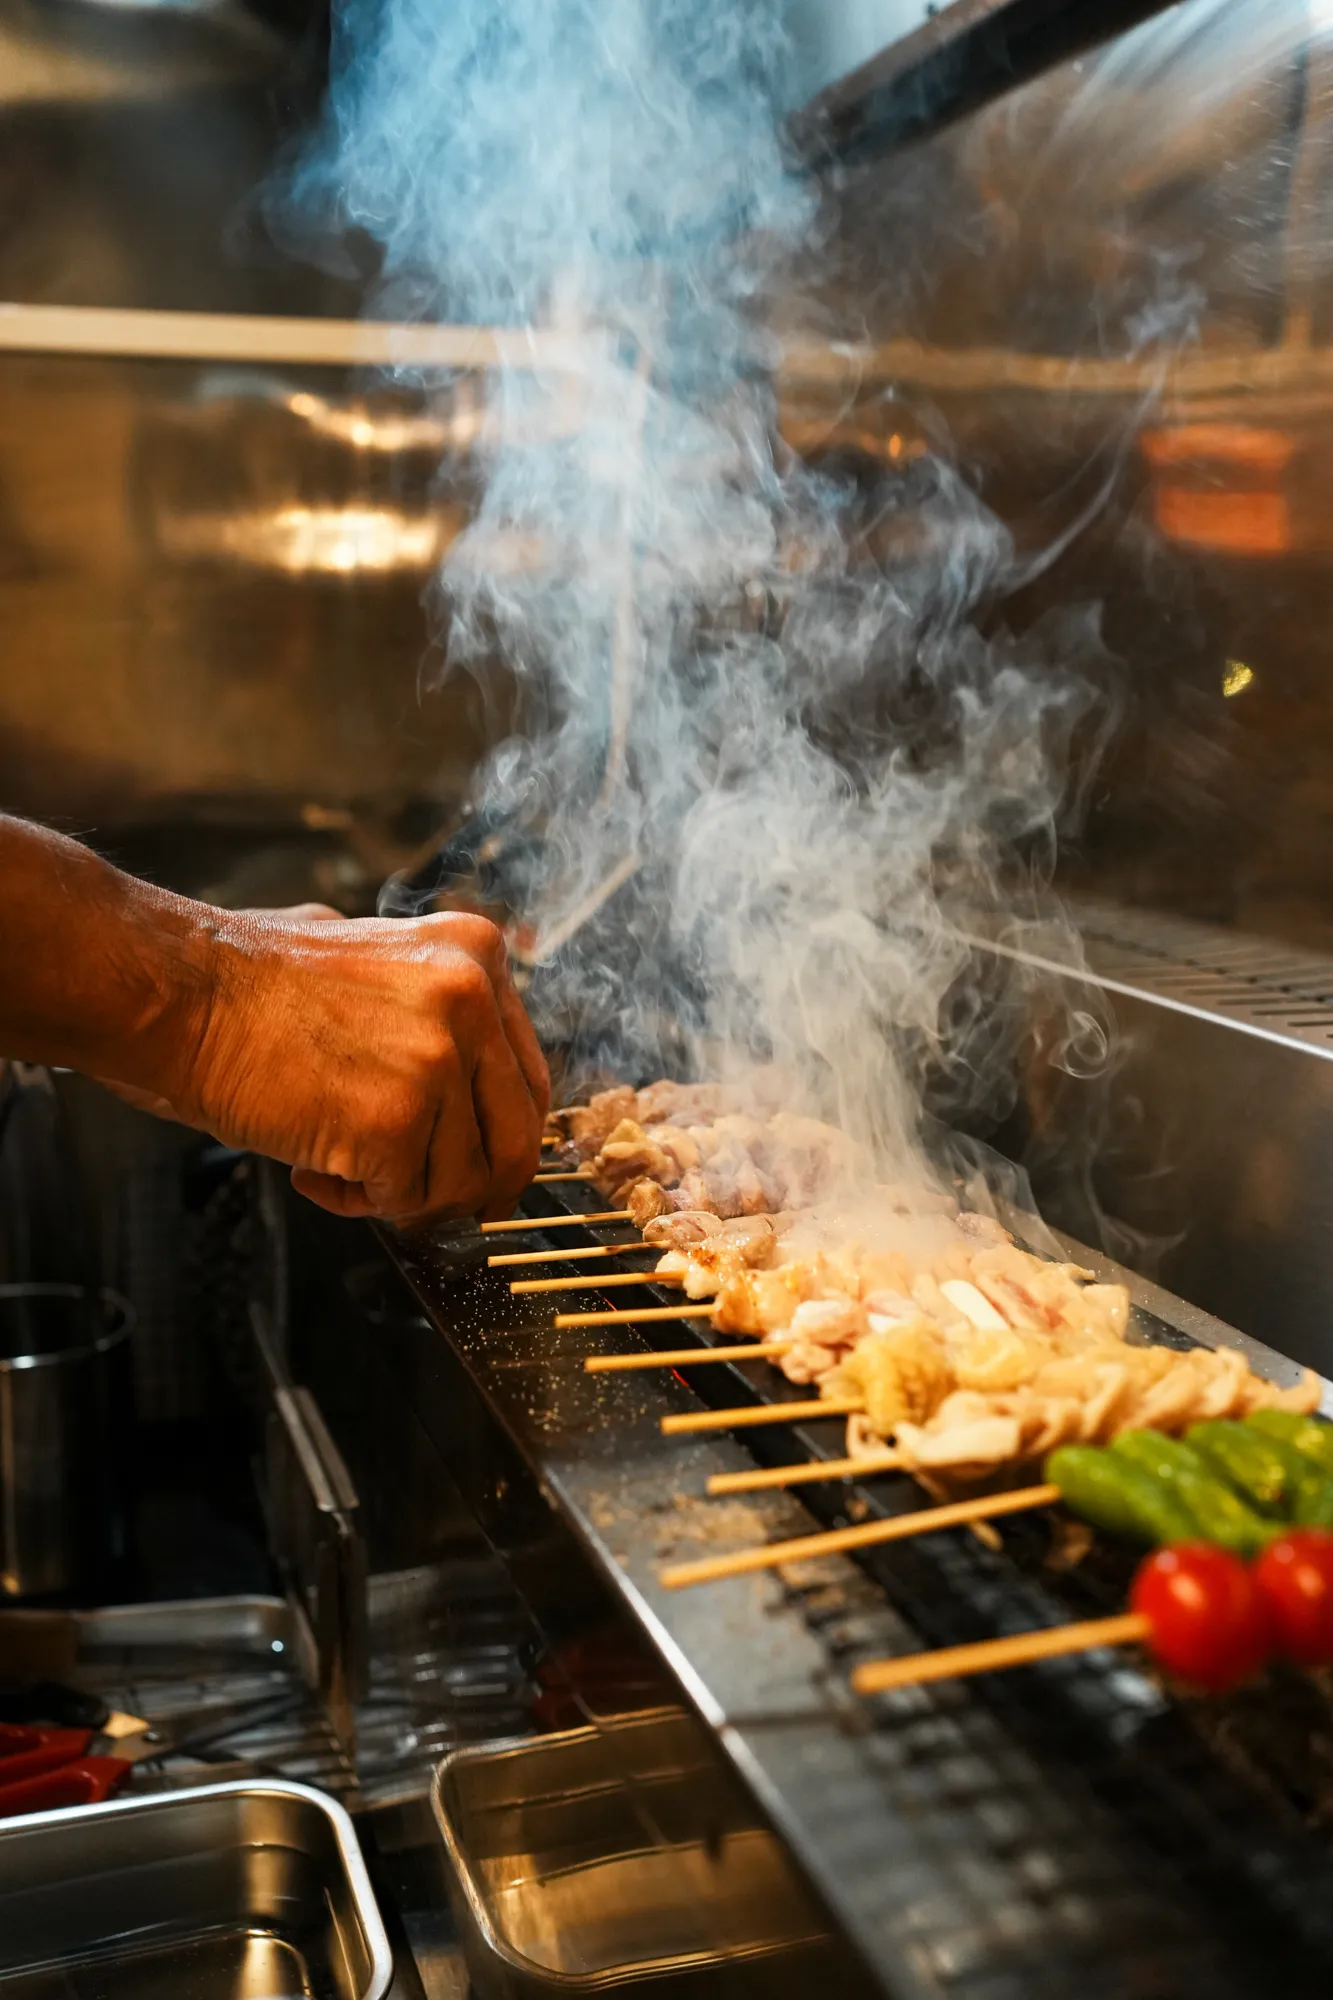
<box><xmin>1046</xmin><ymin>1444</ymin><xmax>1201</xmax><ymax>1546</ymax></box>
<box><xmin>1110</xmin><ymin>1430</ymin><xmax>1275</xmax><ymax>1557</ymax></box>
<box><xmin>1247</xmin><ymin>1407</ymin><xmax>1333</xmax><ymax>1479</ymax></box>
<box><xmin>1187</xmin><ymin>1419</ymin><xmax>1327</xmax><ymax>1519</ymax></box>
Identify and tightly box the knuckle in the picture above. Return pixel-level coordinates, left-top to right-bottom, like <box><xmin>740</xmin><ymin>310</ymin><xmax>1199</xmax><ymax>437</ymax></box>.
<box><xmin>443</xmin><ymin>954</ymin><xmax>495</xmax><ymax>1017</ymax></box>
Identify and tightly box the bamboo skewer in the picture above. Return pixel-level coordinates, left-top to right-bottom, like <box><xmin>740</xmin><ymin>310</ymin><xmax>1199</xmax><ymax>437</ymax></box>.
<box><xmin>554</xmin><ymin>1303</ymin><xmax>714</xmax><ymax>1329</ymax></box>
<box><xmin>512</xmin><ymin>1270</ymin><xmax>680</xmax><ymax>1295</ymax></box>
<box><xmin>849</xmin><ymin>1613</ymin><xmax>1148</xmax><ymax>1695</ymax></box>
<box><xmin>480</xmin><ymin>1211</ymin><xmax>630</xmax><ymax>1234</ymax></box>
<box><xmin>658</xmin><ymin>1484</ymin><xmax>1061</xmax><ymax>1589</ymax></box>
<box><xmin>487</xmin><ymin>1243</ymin><xmax>653</xmax><ymax>1268</ymax></box>
<box><xmin>532</xmin><ymin>1170</ymin><xmax>595</xmax><ymax>1183</ymax></box>
<box><xmin>586</xmin><ymin>1340</ymin><xmax>793</xmax><ymax>1373</ymax></box>
<box><xmin>661</xmin><ymin>1396</ymin><xmax>863</xmax><ymax>1437</ymax></box>
<box><xmin>706</xmin><ymin>1452</ymin><xmax>903</xmax><ymax>1495</ymax></box>
<box><xmin>541</xmin><ymin>1135</ymin><xmax>561</xmax><ymax>1149</ymax></box>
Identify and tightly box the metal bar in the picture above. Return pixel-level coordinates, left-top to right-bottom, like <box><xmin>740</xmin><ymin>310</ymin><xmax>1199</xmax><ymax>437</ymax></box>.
<box><xmin>0</xmin><ymin>302</ymin><xmax>600</xmax><ymax>372</ymax></box>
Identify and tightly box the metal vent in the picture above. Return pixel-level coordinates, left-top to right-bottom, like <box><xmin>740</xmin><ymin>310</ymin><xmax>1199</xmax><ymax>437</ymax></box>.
<box><xmin>1067</xmin><ymin>897</ymin><xmax>1333</xmax><ymax>1056</ymax></box>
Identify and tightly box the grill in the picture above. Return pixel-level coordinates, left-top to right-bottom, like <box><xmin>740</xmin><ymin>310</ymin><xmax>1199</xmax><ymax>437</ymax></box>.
<box><xmin>385</xmin><ymin>1184</ymin><xmax>1333</xmax><ymax>2000</ymax></box>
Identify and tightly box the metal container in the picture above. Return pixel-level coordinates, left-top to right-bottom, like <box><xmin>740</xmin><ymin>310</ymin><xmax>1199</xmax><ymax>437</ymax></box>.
<box><xmin>431</xmin><ymin>1709</ymin><xmax>837</xmax><ymax>1998</ymax></box>
<box><xmin>0</xmin><ymin>1284</ymin><xmax>134</xmax><ymax>1600</ymax></box>
<box><xmin>0</xmin><ymin>1778</ymin><xmax>394</xmax><ymax>2000</ymax></box>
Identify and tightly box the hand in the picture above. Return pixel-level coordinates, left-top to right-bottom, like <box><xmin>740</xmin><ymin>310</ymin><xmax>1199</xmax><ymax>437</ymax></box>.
<box><xmin>168</xmin><ymin>907</ymin><xmax>549</xmax><ymax>1225</ymax></box>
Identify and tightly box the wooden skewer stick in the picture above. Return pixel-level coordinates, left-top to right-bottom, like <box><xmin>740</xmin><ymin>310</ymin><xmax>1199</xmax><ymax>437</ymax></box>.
<box><xmin>541</xmin><ymin>1135</ymin><xmax>561</xmax><ymax>1148</ymax></box>
<box><xmin>586</xmin><ymin>1340</ymin><xmax>793</xmax><ymax>1373</ymax></box>
<box><xmin>658</xmin><ymin>1484</ymin><xmax>1060</xmax><ymax>1589</ymax></box>
<box><xmin>532</xmin><ymin>1170</ymin><xmax>595</xmax><ymax>1183</ymax></box>
<box><xmin>554</xmin><ymin>1302</ymin><xmax>715</xmax><ymax>1329</ymax></box>
<box><xmin>487</xmin><ymin>1243</ymin><xmax>652</xmax><ymax>1268</ymax></box>
<box><xmin>513</xmin><ymin>1270</ymin><xmax>681</xmax><ymax>1295</ymax></box>
<box><xmin>706</xmin><ymin>1452</ymin><xmax>903</xmax><ymax>1495</ymax></box>
<box><xmin>480</xmin><ymin>1211</ymin><xmax>630</xmax><ymax>1235</ymax></box>
<box><xmin>661</xmin><ymin>1396</ymin><xmax>863</xmax><ymax>1437</ymax></box>
<box><xmin>849</xmin><ymin>1612</ymin><xmax>1148</xmax><ymax>1695</ymax></box>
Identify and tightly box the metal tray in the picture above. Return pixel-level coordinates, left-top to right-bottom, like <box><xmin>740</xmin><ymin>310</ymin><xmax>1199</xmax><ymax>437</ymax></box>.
<box><xmin>431</xmin><ymin>1708</ymin><xmax>843</xmax><ymax>1998</ymax></box>
<box><xmin>0</xmin><ymin>1778</ymin><xmax>394</xmax><ymax>2000</ymax></box>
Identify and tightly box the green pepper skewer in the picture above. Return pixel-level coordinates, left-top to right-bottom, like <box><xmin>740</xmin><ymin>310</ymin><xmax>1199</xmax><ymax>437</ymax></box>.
<box><xmin>1111</xmin><ymin>1430</ymin><xmax>1275</xmax><ymax>1557</ymax></box>
<box><xmin>1046</xmin><ymin>1444</ymin><xmax>1201</xmax><ymax>1546</ymax></box>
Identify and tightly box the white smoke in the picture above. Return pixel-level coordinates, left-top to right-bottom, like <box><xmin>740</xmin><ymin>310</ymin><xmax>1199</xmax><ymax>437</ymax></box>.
<box><xmin>286</xmin><ymin>0</ymin><xmax>1113</xmax><ymax>1198</ymax></box>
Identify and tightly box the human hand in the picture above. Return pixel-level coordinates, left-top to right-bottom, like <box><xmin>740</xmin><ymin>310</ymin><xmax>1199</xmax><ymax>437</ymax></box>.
<box><xmin>165</xmin><ymin>907</ymin><xmax>549</xmax><ymax>1224</ymax></box>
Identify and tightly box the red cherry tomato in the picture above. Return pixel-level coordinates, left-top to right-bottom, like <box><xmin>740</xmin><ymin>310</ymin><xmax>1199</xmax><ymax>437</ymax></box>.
<box><xmin>1253</xmin><ymin>1530</ymin><xmax>1333</xmax><ymax>1668</ymax></box>
<box><xmin>1130</xmin><ymin>1543</ymin><xmax>1272</xmax><ymax>1692</ymax></box>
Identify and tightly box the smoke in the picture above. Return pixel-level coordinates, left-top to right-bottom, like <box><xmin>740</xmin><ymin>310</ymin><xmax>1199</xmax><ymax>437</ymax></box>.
<box><xmin>285</xmin><ymin>0</ymin><xmax>1117</xmax><ymax>1200</ymax></box>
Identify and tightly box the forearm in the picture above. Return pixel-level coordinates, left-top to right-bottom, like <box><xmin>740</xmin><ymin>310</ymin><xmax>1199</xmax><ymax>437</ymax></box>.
<box><xmin>0</xmin><ymin>815</ymin><xmax>216</xmax><ymax>1101</ymax></box>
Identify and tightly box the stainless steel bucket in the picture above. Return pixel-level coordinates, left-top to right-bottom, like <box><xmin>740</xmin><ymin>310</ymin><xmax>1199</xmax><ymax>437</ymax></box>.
<box><xmin>0</xmin><ymin>1285</ymin><xmax>134</xmax><ymax>1600</ymax></box>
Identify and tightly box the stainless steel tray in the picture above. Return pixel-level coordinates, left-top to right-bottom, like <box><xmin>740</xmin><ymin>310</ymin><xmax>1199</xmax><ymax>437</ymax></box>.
<box><xmin>431</xmin><ymin>1708</ymin><xmax>839</xmax><ymax>1998</ymax></box>
<box><xmin>0</xmin><ymin>1778</ymin><xmax>394</xmax><ymax>2000</ymax></box>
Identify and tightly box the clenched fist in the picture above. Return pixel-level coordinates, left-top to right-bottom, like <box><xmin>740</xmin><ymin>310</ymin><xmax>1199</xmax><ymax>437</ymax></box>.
<box><xmin>0</xmin><ymin>816</ymin><xmax>549</xmax><ymax>1226</ymax></box>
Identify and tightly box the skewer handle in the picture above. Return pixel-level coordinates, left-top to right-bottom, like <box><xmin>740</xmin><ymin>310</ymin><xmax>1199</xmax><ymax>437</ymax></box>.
<box><xmin>585</xmin><ymin>1340</ymin><xmax>792</xmax><ymax>1373</ymax></box>
<box><xmin>554</xmin><ymin>1302</ymin><xmax>715</xmax><ymax>1329</ymax></box>
<box><xmin>512</xmin><ymin>1270</ymin><xmax>678</xmax><ymax>1294</ymax></box>
<box><xmin>850</xmin><ymin>1612</ymin><xmax>1148</xmax><ymax>1695</ymax></box>
<box><xmin>661</xmin><ymin>1396</ymin><xmax>863</xmax><ymax>1436</ymax></box>
<box><xmin>480</xmin><ymin>1211</ymin><xmax>630</xmax><ymax>1234</ymax></box>
<box><xmin>659</xmin><ymin>1483</ymin><xmax>1059</xmax><ymax>1589</ymax></box>
<box><xmin>706</xmin><ymin>1452</ymin><xmax>903</xmax><ymax>1495</ymax></box>
<box><xmin>488</xmin><ymin>1243</ymin><xmax>651</xmax><ymax>1267</ymax></box>
<box><xmin>532</xmin><ymin>1171</ymin><xmax>595</xmax><ymax>1182</ymax></box>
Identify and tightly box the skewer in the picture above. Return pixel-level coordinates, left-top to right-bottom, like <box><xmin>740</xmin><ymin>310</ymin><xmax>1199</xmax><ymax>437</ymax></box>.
<box><xmin>480</xmin><ymin>1211</ymin><xmax>630</xmax><ymax>1234</ymax></box>
<box><xmin>532</xmin><ymin>1170</ymin><xmax>595</xmax><ymax>1183</ymax></box>
<box><xmin>706</xmin><ymin>1452</ymin><xmax>903</xmax><ymax>1494</ymax></box>
<box><xmin>657</xmin><ymin>1484</ymin><xmax>1060</xmax><ymax>1589</ymax></box>
<box><xmin>554</xmin><ymin>1303</ymin><xmax>714</xmax><ymax>1329</ymax></box>
<box><xmin>849</xmin><ymin>1613</ymin><xmax>1148</xmax><ymax>1695</ymax></box>
<box><xmin>661</xmin><ymin>1396</ymin><xmax>863</xmax><ymax>1436</ymax></box>
<box><xmin>512</xmin><ymin>1270</ymin><xmax>681</xmax><ymax>1294</ymax></box>
<box><xmin>487</xmin><ymin>1243</ymin><xmax>653</xmax><ymax>1268</ymax></box>
<box><xmin>586</xmin><ymin>1340</ymin><xmax>793</xmax><ymax>1373</ymax></box>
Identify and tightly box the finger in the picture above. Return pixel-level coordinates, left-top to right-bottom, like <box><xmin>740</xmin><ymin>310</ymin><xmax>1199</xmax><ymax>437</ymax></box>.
<box><xmin>469</xmin><ymin>1029</ymin><xmax>545</xmax><ymax>1220</ymax></box>
<box><xmin>410</xmin><ymin>1086</ymin><xmax>492</xmax><ymax>1223</ymax></box>
<box><xmin>291</xmin><ymin>1167</ymin><xmax>377</xmax><ymax>1218</ymax></box>
<box><xmin>429</xmin><ymin>912</ymin><xmax>549</xmax><ymax>1115</ymax></box>
<box><xmin>493</xmin><ymin>974</ymin><xmax>551</xmax><ymax>1116</ymax></box>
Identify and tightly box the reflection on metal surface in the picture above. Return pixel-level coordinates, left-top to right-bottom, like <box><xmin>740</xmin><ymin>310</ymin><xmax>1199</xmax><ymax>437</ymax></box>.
<box><xmin>158</xmin><ymin>501</ymin><xmax>450</xmax><ymax>574</ymax></box>
<box><xmin>0</xmin><ymin>1781</ymin><xmax>393</xmax><ymax>2000</ymax></box>
<box><xmin>0</xmin><ymin>0</ymin><xmax>285</xmax><ymax>108</ymax></box>
<box><xmin>982</xmin><ymin>899</ymin><xmax>1333</xmax><ymax>1375</ymax></box>
<box><xmin>433</xmin><ymin>1710</ymin><xmax>838</xmax><ymax>1998</ymax></box>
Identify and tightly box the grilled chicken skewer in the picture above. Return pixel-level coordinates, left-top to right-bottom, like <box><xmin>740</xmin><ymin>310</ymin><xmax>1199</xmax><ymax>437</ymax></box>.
<box><xmin>534</xmin><ymin>1089</ymin><xmax>1320</xmax><ymax>1482</ymax></box>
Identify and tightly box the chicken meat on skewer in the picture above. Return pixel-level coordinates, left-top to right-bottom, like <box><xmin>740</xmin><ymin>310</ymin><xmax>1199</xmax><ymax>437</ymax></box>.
<box><xmin>649</xmin><ymin>1217</ymin><xmax>1321</xmax><ymax>1480</ymax></box>
<box><xmin>546</xmin><ymin>1083</ymin><xmax>1321</xmax><ymax>1481</ymax></box>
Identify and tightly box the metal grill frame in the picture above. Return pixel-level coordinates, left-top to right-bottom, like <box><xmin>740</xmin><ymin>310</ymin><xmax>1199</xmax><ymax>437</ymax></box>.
<box><xmin>385</xmin><ymin>1194</ymin><xmax>1333</xmax><ymax>2000</ymax></box>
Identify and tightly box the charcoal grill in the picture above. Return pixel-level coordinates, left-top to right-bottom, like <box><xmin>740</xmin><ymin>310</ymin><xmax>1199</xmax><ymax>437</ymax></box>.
<box><xmin>379</xmin><ymin>1181</ymin><xmax>1333</xmax><ymax>2000</ymax></box>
